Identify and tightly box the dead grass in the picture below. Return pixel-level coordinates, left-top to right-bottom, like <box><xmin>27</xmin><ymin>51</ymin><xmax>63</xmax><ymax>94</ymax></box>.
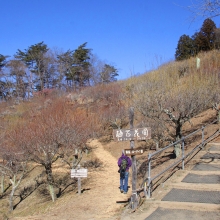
<box><xmin>0</xmin><ymin>108</ymin><xmax>218</xmax><ymax>220</ymax></box>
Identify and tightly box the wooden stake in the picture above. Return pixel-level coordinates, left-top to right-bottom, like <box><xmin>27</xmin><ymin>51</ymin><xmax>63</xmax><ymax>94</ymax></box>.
<box><xmin>129</xmin><ymin>107</ymin><xmax>138</xmax><ymax>209</ymax></box>
<box><xmin>78</xmin><ymin>177</ymin><xmax>81</xmax><ymax>195</ymax></box>
<box><xmin>78</xmin><ymin>164</ymin><xmax>81</xmax><ymax>195</ymax></box>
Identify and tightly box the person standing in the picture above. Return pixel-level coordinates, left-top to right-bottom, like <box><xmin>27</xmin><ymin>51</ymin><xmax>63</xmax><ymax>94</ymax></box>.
<box><xmin>117</xmin><ymin>150</ymin><xmax>132</xmax><ymax>194</ymax></box>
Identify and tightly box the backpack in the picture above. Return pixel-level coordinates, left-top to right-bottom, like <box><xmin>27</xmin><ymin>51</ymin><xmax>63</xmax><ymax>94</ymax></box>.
<box><xmin>120</xmin><ymin>158</ymin><xmax>128</xmax><ymax>172</ymax></box>
<box><xmin>118</xmin><ymin>158</ymin><xmax>128</xmax><ymax>178</ymax></box>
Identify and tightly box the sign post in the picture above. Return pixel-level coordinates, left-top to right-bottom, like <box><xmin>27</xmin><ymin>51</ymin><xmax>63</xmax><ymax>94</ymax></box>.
<box><xmin>124</xmin><ymin>148</ymin><xmax>144</xmax><ymax>156</ymax></box>
<box><xmin>129</xmin><ymin>107</ymin><xmax>138</xmax><ymax>209</ymax></box>
<box><xmin>71</xmin><ymin>165</ymin><xmax>88</xmax><ymax>194</ymax></box>
<box><xmin>113</xmin><ymin>109</ymin><xmax>151</xmax><ymax>209</ymax></box>
<box><xmin>113</xmin><ymin>128</ymin><xmax>151</xmax><ymax>141</ymax></box>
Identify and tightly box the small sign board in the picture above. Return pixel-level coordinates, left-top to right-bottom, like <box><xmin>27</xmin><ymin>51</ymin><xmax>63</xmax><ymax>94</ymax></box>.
<box><xmin>113</xmin><ymin>127</ymin><xmax>151</xmax><ymax>141</ymax></box>
<box><xmin>71</xmin><ymin>168</ymin><xmax>88</xmax><ymax>178</ymax></box>
<box><xmin>124</xmin><ymin>148</ymin><xmax>144</xmax><ymax>156</ymax></box>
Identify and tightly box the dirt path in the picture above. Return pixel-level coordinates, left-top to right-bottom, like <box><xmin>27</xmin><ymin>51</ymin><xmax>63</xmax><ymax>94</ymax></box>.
<box><xmin>11</xmin><ymin>139</ymin><xmax>130</xmax><ymax>220</ymax></box>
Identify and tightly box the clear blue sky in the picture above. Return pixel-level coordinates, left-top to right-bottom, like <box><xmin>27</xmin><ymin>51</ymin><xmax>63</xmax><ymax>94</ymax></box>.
<box><xmin>1</xmin><ymin>0</ymin><xmax>220</xmax><ymax>80</ymax></box>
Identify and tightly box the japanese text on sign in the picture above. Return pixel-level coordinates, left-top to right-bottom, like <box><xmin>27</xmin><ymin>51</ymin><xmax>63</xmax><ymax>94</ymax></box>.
<box><xmin>113</xmin><ymin>127</ymin><xmax>151</xmax><ymax>141</ymax></box>
<box><xmin>71</xmin><ymin>168</ymin><xmax>88</xmax><ymax>178</ymax></box>
<box><xmin>124</xmin><ymin>148</ymin><xmax>144</xmax><ymax>156</ymax></box>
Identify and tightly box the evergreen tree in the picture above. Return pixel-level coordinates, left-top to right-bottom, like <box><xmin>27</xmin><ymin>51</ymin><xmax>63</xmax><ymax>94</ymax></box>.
<box><xmin>72</xmin><ymin>42</ymin><xmax>91</xmax><ymax>87</ymax></box>
<box><xmin>175</xmin><ymin>35</ymin><xmax>194</xmax><ymax>61</ymax></box>
<box><xmin>196</xmin><ymin>18</ymin><xmax>217</xmax><ymax>52</ymax></box>
<box><xmin>175</xmin><ymin>18</ymin><xmax>217</xmax><ymax>59</ymax></box>
<box><xmin>191</xmin><ymin>32</ymin><xmax>203</xmax><ymax>56</ymax></box>
<box><xmin>15</xmin><ymin>42</ymin><xmax>49</xmax><ymax>91</ymax></box>
<box><xmin>214</xmin><ymin>28</ymin><xmax>220</xmax><ymax>49</ymax></box>
<box><xmin>0</xmin><ymin>54</ymin><xmax>10</xmax><ymax>100</ymax></box>
<box><xmin>58</xmin><ymin>42</ymin><xmax>91</xmax><ymax>89</ymax></box>
<box><xmin>0</xmin><ymin>54</ymin><xmax>8</xmax><ymax>71</ymax></box>
<box><xmin>57</xmin><ymin>50</ymin><xmax>74</xmax><ymax>88</ymax></box>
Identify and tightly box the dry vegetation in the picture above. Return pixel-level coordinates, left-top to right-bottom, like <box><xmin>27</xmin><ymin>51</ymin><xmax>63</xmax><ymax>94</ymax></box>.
<box><xmin>0</xmin><ymin>50</ymin><xmax>219</xmax><ymax>219</ymax></box>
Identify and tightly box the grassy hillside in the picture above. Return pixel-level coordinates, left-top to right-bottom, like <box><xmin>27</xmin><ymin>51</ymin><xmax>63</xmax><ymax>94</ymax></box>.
<box><xmin>0</xmin><ymin>50</ymin><xmax>219</xmax><ymax>219</ymax></box>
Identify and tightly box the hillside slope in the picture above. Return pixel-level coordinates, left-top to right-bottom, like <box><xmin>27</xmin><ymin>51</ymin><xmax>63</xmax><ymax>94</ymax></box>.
<box><xmin>10</xmin><ymin>139</ymin><xmax>131</xmax><ymax>220</ymax></box>
<box><xmin>1</xmin><ymin>109</ymin><xmax>219</xmax><ymax>220</ymax></box>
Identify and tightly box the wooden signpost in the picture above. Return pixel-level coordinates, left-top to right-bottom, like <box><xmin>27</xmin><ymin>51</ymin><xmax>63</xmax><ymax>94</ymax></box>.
<box><xmin>124</xmin><ymin>148</ymin><xmax>144</xmax><ymax>156</ymax></box>
<box><xmin>113</xmin><ymin>107</ymin><xmax>151</xmax><ymax>209</ymax></box>
<box><xmin>113</xmin><ymin>127</ymin><xmax>151</xmax><ymax>142</ymax></box>
<box><xmin>71</xmin><ymin>165</ymin><xmax>87</xmax><ymax>195</ymax></box>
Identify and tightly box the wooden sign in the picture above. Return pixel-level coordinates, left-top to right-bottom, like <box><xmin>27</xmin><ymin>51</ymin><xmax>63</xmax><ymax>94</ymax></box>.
<box><xmin>71</xmin><ymin>168</ymin><xmax>88</xmax><ymax>178</ymax></box>
<box><xmin>124</xmin><ymin>148</ymin><xmax>144</xmax><ymax>156</ymax></box>
<box><xmin>113</xmin><ymin>127</ymin><xmax>151</xmax><ymax>141</ymax></box>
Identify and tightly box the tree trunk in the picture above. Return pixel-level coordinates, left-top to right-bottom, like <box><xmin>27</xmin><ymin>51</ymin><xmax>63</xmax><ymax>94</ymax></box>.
<box><xmin>174</xmin><ymin>142</ymin><xmax>181</xmax><ymax>158</ymax></box>
<box><xmin>173</xmin><ymin>120</ymin><xmax>183</xmax><ymax>157</ymax></box>
<box><xmin>8</xmin><ymin>172</ymin><xmax>25</xmax><ymax>212</ymax></box>
<box><xmin>45</xmin><ymin>163</ymin><xmax>56</xmax><ymax>202</ymax></box>
<box><xmin>175</xmin><ymin>121</ymin><xmax>182</xmax><ymax>140</ymax></box>
<box><xmin>9</xmin><ymin>186</ymin><xmax>15</xmax><ymax>212</ymax></box>
<box><xmin>8</xmin><ymin>176</ymin><xmax>20</xmax><ymax>212</ymax></box>
<box><xmin>48</xmin><ymin>184</ymin><xmax>55</xmax><ymax>202</ymax></box>
<box><xmin>155</xmin><ymin>140</ymin><xmax>159</xmax><ymax>151</ymax></box>
<box><xmin>1</xmin><ymin>174</ymin><xmax>4</xmax><ymax>194</ymax></box>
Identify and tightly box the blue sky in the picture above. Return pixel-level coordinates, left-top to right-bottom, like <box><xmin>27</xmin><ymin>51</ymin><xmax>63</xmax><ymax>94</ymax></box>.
<box><xmin>1</xmin><ymin>0</ymin><xmax>220</xmax><ymax>80</ymax></box>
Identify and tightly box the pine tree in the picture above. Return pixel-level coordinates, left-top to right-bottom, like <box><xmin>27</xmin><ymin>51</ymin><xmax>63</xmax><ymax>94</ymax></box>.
<box><xmin>214</xmin><ymin>28</ymin><xmax>220</xmax><ymax>49</ymax></box>
<box><xmin>175</xmin><ymin>35</ymin><xmax>194</xmax><ymax>61</ymax></box>
<box><xmin>72</xmin><ymin>42</ymin><xmax>91</xmax><ymax>87</ymax></box>
<box><xmin>0</xmin><ymin>54</ymin><xmax>8</xmax><ymax>70</ymax></box>
<box><xmin>15</xmin><ymin>42</ymin><xmax>49</xmax><ymax>91</ymax></box>
<box><xmin>58</xmin><ymin>43</ymin><xmax>91</xmax><ymax>89</ymax></box>
<box><xmin>196</xmin><ymin>18</ymin><xmax>217</xmax><ymax>52</ymax></box>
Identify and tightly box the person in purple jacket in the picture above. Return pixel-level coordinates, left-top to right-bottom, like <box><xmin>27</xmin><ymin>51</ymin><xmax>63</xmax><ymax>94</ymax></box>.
<box><xmin>117</xmin><ymin>150</ymin><xmax>132</xmax><ymax>194</ymax></box>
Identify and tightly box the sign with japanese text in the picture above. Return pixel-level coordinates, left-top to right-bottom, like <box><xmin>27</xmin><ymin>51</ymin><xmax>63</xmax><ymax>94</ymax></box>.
<box><xmin>113</xmin><ymin>127</ymin><xmax>151</xmax><ymax>141</ymax></box>
<box><xmin>124</xmin><ymin>148</ymin><xmax>144</xmax><ymax>156</ymax></box>
<box><xmin>71</xmin><ymin>168</ymin><xmax>88</xmax><ymax>178</ymax></box>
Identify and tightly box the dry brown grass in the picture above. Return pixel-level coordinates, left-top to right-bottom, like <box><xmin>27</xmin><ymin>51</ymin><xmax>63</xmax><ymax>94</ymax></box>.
<box><xmin>0</xmin><ymin>49</ymin><xmax>219</xmax><ymax>219</ymax></box>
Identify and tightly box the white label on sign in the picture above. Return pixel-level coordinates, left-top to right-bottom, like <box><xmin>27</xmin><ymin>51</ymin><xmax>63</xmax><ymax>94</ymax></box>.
<box><xmin>71</xmin><ymin>168</ymin><xmax>88</xmax><ymax>178</ymax></box>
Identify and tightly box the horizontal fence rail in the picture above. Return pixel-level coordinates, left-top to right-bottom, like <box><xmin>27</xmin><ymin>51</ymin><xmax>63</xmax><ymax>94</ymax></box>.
<box><xmin>141</xmin><ymin>119</ymin><xmax>220</xmax><ymax>198</ymax></box>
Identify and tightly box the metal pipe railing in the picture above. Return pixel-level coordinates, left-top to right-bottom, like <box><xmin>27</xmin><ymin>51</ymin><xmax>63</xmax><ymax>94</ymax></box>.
<box><xmin>142</xmin><ymin>119</ymin><xmax>219</xmax><ymax>198</ymax></box>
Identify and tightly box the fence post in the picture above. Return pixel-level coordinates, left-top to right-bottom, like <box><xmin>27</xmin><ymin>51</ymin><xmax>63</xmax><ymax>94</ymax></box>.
<box><xmin>147</xmin><ymin>154</ymin><xmax>152</xmax><ymax>198</ymax></box>
<box><xmin>181</xmin><ymin>138</ymin><xmax>185</xmax><ymax>170</ymax></box>
<box><xmin>144</xmin><ymin>182</ymin><xmax>147</xmax><ymax>197</ymax></box>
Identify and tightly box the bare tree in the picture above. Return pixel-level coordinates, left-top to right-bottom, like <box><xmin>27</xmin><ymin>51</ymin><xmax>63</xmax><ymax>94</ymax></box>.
<box><xmin>10</xmin><ymin>99</ymin><xmax>96</xmax><ymax>201</ymax></box>
<box><xmin>131</xmin><ymin>68</ymin><xmax>218</xmax><ymax>156</ymax></box>
<box><xmin>139</xmin><ymin>115</ymin><xmax>171</xmax><ymax>150</ymax></box>
<box><xmin>0</xmin><ymin>140</ymin><xmax>27</xmax><ymax>211</ymax></box>
<box><xmin>188</xmin><ymin>0</ymin><xmax>220</xmax><ymax>19</ymax></box>
<box><xmin>83</xmin><ymin>83</ymin><xmax>127</xmax><ymax>135</ymax></box>
<box><xmin>89</xmin><ymin>54</ymin><xmax>105</xmax><ymax>86</ymax></box>
<box><xmin>212</xmin><ymin>95</ymin><xmax>220</xmax><ymax>123</ymax></box>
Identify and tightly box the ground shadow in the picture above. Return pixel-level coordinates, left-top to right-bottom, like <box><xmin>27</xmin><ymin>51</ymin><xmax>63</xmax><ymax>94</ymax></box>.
<box><xmin>79</xmin><ymin>188</ymin><xmax>91</xmax><ymax>194</ymax></box>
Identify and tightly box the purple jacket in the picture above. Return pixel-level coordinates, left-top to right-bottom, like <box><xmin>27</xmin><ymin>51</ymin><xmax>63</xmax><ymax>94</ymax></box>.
<box><xmin>118</xmin><ymin>153</ymin><xmax>132</xmax><ymax>171</ymax></box>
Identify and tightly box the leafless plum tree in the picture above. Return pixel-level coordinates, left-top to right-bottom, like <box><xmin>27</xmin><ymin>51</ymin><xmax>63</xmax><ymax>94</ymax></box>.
<box><xmin>131</xmin><ymin>69</ymin><xmax>218</xmax><ymax>157</ymax></box>
<box><xmin>10</xmin><ymin>99</ymin><xmax>96</xmax><ymax>202</ymax></box>
<box><xmin>0</xmin><ymin>139</ymin><xmax>27</xmax><ymax>211</ymax></box>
